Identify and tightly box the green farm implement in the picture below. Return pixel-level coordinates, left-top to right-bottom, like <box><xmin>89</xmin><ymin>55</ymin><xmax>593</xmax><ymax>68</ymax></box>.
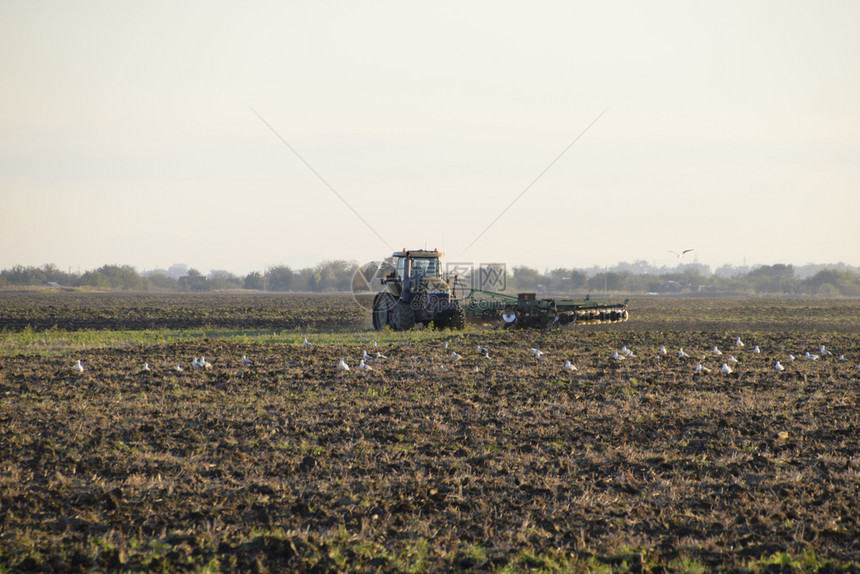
<box><xmin>463</xmin><ymin>289</ymin><xmax>629</xmax><ymax>328</ymax></box>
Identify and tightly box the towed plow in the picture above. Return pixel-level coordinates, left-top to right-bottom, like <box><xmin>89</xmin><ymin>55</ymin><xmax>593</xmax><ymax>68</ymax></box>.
<box><xmin>463</xmin><ymin>289</ymin><xmax>628</xmax><ymax>328</ymax></box>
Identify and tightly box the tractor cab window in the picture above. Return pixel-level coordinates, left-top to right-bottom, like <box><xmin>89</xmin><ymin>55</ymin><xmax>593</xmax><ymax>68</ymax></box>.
<box><xmin>411</xmin><ymin>257</ymin><xmax>439</xmax><ymax>280</ymax></box>
<box><xmin>395</xmin><ymin>256</ymin><xmax>407</xmax><ymax>280</ymax></box>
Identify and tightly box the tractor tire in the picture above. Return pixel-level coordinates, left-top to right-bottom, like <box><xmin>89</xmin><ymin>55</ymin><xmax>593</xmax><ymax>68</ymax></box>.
<box><xmin>372</xmin><ymin>293</ymin><xmax>395</xmax><ymax>331</ymax></box>
<box><xmin>392</xmin><ymin>301</ymin><xmax>415</xmax><ymax>331</ymax></box>
<box><xmin>448</xmin><ymin>306</ymin><xmax>466</xmax><ymax>330</ymax></box>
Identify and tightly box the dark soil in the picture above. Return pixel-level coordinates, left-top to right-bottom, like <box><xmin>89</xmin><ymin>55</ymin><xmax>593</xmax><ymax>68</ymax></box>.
<box><xmin>0</xmin><ymin>295</ymin><xmax>858</xmax><ymax>572</ymax></box>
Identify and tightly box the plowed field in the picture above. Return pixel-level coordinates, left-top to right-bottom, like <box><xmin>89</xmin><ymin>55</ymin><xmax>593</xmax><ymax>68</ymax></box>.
<box><xmin>1</xmin><ymin>294</ymin><xmax>858</xmax><ymax>572</ymax></box>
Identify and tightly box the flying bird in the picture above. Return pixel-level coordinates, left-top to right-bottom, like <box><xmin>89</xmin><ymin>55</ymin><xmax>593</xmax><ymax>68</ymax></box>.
<box><xmin>669</xmin><ymin>249</ymin><xmax>694</xmax><ymax>259</ymax></box>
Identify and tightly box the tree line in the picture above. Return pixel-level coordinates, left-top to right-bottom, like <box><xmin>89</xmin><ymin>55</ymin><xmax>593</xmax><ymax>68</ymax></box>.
<box><xmin>1</xmin><ymin>261</ymin><xmax>859</xmax><ymax>297</ymax></box>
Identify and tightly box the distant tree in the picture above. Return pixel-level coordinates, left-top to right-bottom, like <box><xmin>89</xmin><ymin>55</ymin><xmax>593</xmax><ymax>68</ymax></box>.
<box><xmin>587</xmin><ymin>271</ymin><xmax>626</xmax><ymax>292</ymax></box>
<box><xmin>145</xmin><ymin>271</ymin><xmax>178</xmax><ymax>291</ymax></box>
<box><xmin>243</xmin><ymin>271</ymin><xmax>264</xmax><ymax>290</ymax></box>
<box><xmin>316</xmin><ymin>260</ymin><xmax>357</xmax><ymax>292</ymax></box>
<box><xmin>80</xmin><ymin>265</ymin><xmax>142</xmax><ymax>290</ymax></box>
<box><xmin>745</xmin><ymin>264</ymin><xmax>798</xmax><ymax>294</ymax></box>
<box><xmin>547</xmin><ymin>268</ymin><xmax>587</xmax><ymax>293</ymax></box>
<box><xmin>1</xmin><ymin>265</ymin><xmax>46</xmax><ymax>286</ymax></box>
<box><xmin>802</xmin><ymin>269</ymin><xmax>860</xmax><ymax>297</ymax></box>
<box><xmin>206</xmin><ymin>270</ymin><xmax>242</xmax><ymax>290</ymax></box>
<box><xmin>292</xmin><ymin>268</ymin><xmax>317</xmax><ymax>292</ymax></box>
<box><xmin>265</xmin><ymin>266</ymin><xmax>294</xmax><ymax>291</ymax></box>
<box><xmin>509</xmin><ymin>266</ymin><xmax>545</xmax><ymax>292</ymax></box>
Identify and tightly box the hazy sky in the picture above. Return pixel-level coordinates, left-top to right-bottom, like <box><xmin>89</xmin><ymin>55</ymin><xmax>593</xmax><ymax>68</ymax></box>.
<box><xmin>2</xmin><ymin>1</ymin><xmax>859</xmax><ymax>275</ymax></box>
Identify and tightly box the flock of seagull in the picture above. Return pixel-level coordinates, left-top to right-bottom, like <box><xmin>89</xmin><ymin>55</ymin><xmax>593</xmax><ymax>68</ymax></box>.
<box><xmin>617</xmin><ymin>337</ymin><xmax>853</xmax><ymax>376</ymax></box>
<box><xmin>331</xmin><ymin>335</ymin><xmax>857</xmax><ymax>377</ymax></box>
<box><xmin>71</xmin><ymin>335</ymin><xmax>857</xmax><ymax>378</ymax></box>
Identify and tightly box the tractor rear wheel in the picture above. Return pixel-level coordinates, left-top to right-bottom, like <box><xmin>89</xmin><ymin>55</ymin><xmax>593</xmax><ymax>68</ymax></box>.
<box><xmin>392</xmin><ymin>301</ymin><xmax>415</xmax><ymax>331</ymax></box>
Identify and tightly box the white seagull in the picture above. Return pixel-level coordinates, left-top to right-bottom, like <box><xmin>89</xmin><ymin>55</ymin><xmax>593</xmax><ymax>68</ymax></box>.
<box><xmin>721</xmin><ymin>363</ymin><xmax>733</xmax><ymax>374</ymax></box>
<box><xmin>74</xmin><ymin>359</ymin><xmax>84</xmax><ymax>373</ymax></box>
<box><xmin>442</xmin><ymin>341</ymin><xmax>449</xmax><ymax>350</ymax></box>
<box><xmin>659</xmin><ymin>345</ymin><xmax>668</xmax><ymax>355</ymax></box>
<box><xmin>678</xmin><ymin>348</ymin><xmax>689</xmax><ymax>359</ymax></box>
<box><xmin>142</xmin><ymin>362</ymin><xmax>151</xmax><ymax>372</ymax></box>
<box><xmin>563</xmin><ymin>360</ymin><xmax>577</xmax><ymax>372</ymax></box>
<box><xmin>375</xmin><ymin>351</ymin><xmax>387</xmax><ymax>359</ymax></box>
<box><xmin>735</xmin><ymin>337</ymin><xmax>745</xmax><ymax>348</ymax></box>
<box><xmin>694</xmin><ymin>363</ymin><xmax>711</xmax><ymax>373</ymax></box>
<box><xmin>337</xmin><ymin>358</ymin><xmax>350</xmax><ymax>372</ymax></box>
<box><xmin>241</xmin><ymin>355</ymin><xmax>252</xmax><ymax>366</ymax></box>
<box><xmin>774</xmin><ymin>361</ymin><xmax>785</xmax><ymax>371</ymax></box>
<box><xmin>303</xmin><ymin>337</ymin><xmax>310</xmax><ymax>346</ymax></box>
<box><xmin>199</xmin><ymin>356</ymin><xmax>212</xmax><ymax>370</ymax></box>
<box><xmin>669</xmin><ymin>249</ymin><xmax>694</xmax><ymax>259</ymax></box>
<box><xmin>530</xmin><ymin>348</ymin><xmax>543</xmax><ymax>359</ymax></box>
<box><xmin>362</xmin><ymin>350</ymin><xmax>372</xmax><ymax>360</ymax></box>
<box><xmin>752</xmin><ymin>345</ymin><xmax>761</xmax><ymax>354</ymax></box>
<box><xmin>787</xmin><ymin>354</ymin><xmax>795</xmax><ymax>362</ymax></box>
<box><xmin>175</xmin><ymin>364</ymin><xmax>183</xmax><ymax>372</ymax></box>
<box><xmin>192</xmin><ymin>357</ymin><xmax>201</xmax><ymax>369</ymax></box>
<box><xmin>712</xmin><ymin>346</ymin><xmax>723</xmax><ymax>355</ymax></box>
<box><xmin>359</xmin><ymin>359</ymin><xmax>373</xmax><ymax>371</ymax></box>
<box><xmin>451</xmin><ymin>351</ymin><xmax>462</xmax><ymax>360</ymax></box>
<box><xmin>728</xmin><ymin>355</ymin><xmax>738</xmax><ymax>363</ymax></box>
<box><xmin>803</xmin><ymin>351</ymin><xmax>819</xmax><ymax>361</ymax></box>
<box><xmin>818</xmin><ymin>345</ymin><xmax>832</xmax><ymax>357</ymax></box>
<box><xmin>612</xmin><ymin>351</ymin><xmax>625</xmax><ymax>361</ymax></box>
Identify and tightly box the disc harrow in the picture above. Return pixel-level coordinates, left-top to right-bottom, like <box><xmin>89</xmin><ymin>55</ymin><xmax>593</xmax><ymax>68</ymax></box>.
<box><xmin>464</xmin><ymin>290</ymin><xmax>628</xmax><ymax>328</ymax></box>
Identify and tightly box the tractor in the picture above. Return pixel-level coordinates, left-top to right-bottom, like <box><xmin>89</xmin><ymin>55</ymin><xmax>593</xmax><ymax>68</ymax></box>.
<box><xmin>371</xmin><ymin>249</ymin><xmax>465</xmax><ymax>331</ymax></box>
